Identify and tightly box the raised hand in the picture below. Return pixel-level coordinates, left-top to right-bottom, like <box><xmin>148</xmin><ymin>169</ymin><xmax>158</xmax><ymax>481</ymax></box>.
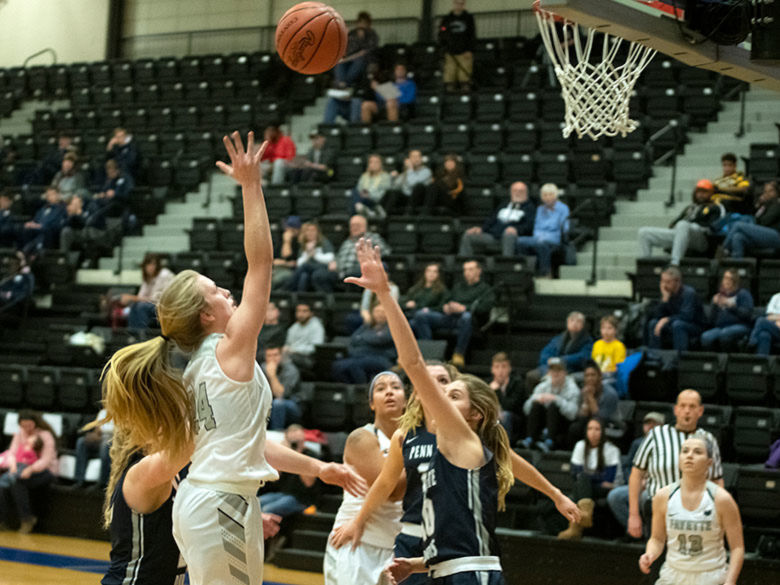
<box><xmin>216</xmin><ymin>131</ymin><xmax>268</xmax><ymax>187</ymax></box>
<box><xmin>319</xmin><ymin>462</ymin><xmax>368</xmax><ymax>498</ymax></box>
<box><xmin>343</xmin><ymin>238</ymin><xmax>391</xmax><ymax>294</ymax></box>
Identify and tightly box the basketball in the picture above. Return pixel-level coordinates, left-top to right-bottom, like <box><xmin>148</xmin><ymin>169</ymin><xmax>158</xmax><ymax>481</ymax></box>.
<box><xmin>275</xmin><ymin>2</ymin><xmax>348</xmax><ymax>75</ymax></box>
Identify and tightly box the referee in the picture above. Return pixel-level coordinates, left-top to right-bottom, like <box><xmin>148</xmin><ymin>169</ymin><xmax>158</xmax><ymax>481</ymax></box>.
<box><xmin>607</xmin><ymin>389</ymin><xmax>724</xmax><ymax>539</ymax></box>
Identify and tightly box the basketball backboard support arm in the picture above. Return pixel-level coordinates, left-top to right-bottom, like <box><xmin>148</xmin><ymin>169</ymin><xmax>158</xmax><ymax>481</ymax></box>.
<box><xmin>542</xmin><ymin>0</ymin><xmax>780</xmax><ymax>92</ymax></box>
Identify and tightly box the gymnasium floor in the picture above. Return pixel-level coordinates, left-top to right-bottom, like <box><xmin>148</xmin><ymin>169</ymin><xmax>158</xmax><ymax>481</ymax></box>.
<box><xmin>0</xmin><ymin>531</ymin><xmax>323</xmax><ymax>585</ymax></box>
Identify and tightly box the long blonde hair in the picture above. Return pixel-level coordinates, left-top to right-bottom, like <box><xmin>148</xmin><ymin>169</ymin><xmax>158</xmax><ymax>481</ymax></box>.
<box><xmin>398</xmin><ymin>362</ymin><xmax>458</xmax><ymax>435</ymax></box>
<box><xmin>93</xmin><ymin>270</ymin><xmax>208</xmax><ymax>525</ymax></box>
<box><xmin>455</xmin><ymin>373</ymin><xmax>514</xmax><ymax>511</ymax></box>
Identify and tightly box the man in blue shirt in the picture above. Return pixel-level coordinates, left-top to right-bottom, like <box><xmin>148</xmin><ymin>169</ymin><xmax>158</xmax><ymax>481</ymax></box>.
<box><xmin>514</xmin><ymin>183</ymin><xmax>570</xmax><ymax>277</ymax></box>
<box><xmin>646</xmin><ymin>265</ymin><xmax>706</xmax><ymax>351</ymax></box>
<box><xmin>361</xmin><ymin>63</ymin><xmax>417</xmax><ymax>123</ymax></box>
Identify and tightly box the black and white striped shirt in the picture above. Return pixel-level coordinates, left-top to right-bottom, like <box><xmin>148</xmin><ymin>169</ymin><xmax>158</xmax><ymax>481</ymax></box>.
<box><xmin>632</xmin><ymin>424</ymin><xmax>722</xmax><ymax>497</ymax></box>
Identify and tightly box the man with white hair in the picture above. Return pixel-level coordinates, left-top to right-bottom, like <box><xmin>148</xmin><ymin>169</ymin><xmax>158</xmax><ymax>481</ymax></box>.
<box><xmin>514</xmin><ymin>183</ymin><xmax>569</xmax><ymax>277</ymax></box>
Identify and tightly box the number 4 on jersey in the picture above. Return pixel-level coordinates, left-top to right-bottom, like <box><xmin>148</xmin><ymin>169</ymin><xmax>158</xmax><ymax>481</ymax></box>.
<box><xmin>195</xmin><ymin>382</ymin><xmax>216</xmax><ymax>432</ymax></box>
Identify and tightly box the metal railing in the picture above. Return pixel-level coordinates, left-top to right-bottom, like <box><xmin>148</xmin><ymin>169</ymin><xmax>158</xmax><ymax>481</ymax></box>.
<box><xmin>22</xmin><ymin>48</ymin><xmax>57</xmax><ymax>68</ymax></box>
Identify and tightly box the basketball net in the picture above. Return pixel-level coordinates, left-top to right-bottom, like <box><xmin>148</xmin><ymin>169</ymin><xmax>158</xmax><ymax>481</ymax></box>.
<box><xmin>534</xmin><ymin>1</ymin><xmax>656</xmax><ymax>140</ymax></box>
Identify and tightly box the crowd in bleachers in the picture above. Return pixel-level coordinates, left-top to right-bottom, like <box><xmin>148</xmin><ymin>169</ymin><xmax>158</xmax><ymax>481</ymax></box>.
<box><xmin>0</xmin><ymin>3</ymin><xmax>778</xmax><ymax>561</ymax></box>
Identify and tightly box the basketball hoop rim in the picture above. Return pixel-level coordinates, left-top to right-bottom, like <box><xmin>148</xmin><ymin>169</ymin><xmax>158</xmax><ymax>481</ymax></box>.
<box><xmin>533</xmin><ymin>0</ymin><xmax>567</xmax><ymax>24</ymax></box>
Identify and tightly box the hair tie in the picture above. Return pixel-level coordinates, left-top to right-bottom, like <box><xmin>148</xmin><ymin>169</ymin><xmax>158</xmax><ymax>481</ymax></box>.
<box><xmin>161</xmin><ymin>334</ymin><xmax>170</xmax><ymax>342</ymax></box>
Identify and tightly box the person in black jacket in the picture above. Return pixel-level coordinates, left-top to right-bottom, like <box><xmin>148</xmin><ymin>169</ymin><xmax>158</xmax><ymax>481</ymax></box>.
<box><xmin>489</xmin><ymin>352</ymin><xmax>524</xmax><ymax>443</ymax></box>
<box><xmin>723</xmin><ymin>180</ymin><xmax>780</xmax><ymax>258</ymax></box>
<box><xmin>459</xmin><ymin>181</ymin><xmax>535</xmax><ymax>257</ymax></box>
<box><xmin>637</xmin><ymin>179</ymin><xmax>724</xmax><ymax>265</ymax></box>
<box><xmin>411</xmin><ymin>259</ymin><xmax>495</xmax><ymax>368</ymax></box>
<box><xmin>59</xmin><ymin>194</ymin><xmax>109</xmax><ymax>268</ymax></box>
<box><xmin>646</xmin><ymin>265</ymin><xmax>706</xmax><ymax>351</ymax></box>
<box><xmin>439</xmin><ymin>0</ymin><xmax>477</xmax><ymax>92</ymax></box>
<box><xmin>105</xmin><ymin>127</ymin><xmax>139</xmax><ymax>179</ymax></box>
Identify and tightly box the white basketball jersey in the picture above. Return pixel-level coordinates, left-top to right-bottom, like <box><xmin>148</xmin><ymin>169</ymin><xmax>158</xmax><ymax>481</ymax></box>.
<box><xmin>665</xmin><ymin>481</ymin><xmax>726</xmax><ymax>572</ymax></box>
<box><xmin>183</xmin><ymin>334</ymin><xmax>278</xmax><ymax>494</ymax></box>
<box><xmin>332</xmin><ymin>423</ymin><xmax>402</xmax><ymax>550</ymax></box>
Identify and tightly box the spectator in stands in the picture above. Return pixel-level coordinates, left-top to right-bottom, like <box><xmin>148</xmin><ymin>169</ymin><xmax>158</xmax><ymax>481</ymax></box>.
<box><xmin>287</xmin><ymin>222</ymin><xmax>335</xmax><ymax>292</ymax></box>
<box><xmin>608</xmin><ymin>389</ymin><xmax>723</xmax><ymax>539</ymax></box>
<box><xmin>259</xmin><ymin>301</ymin><xmax>287</xmax><ymax>352</ymax></box>
<box><xmin>16</xmin><ymin>185</ymin><xmax>67</xmax><ymax>255</ymax></box>
<box><xmin>426</xmin><ymin>153</ymin><xmax>465</xmax><ymax>216</ymax></box>
<box><xmin>566</xmin><ymin>361</ymin><xmax>619</xmax><ymax>447</ymax></box>
<box><xmin>0</xmin><ymin>136</ymin><xmax>15</xmax><ymax>166</ymax></box>
<box><xmin>384</xmin><ymin>149</ymin><xmax>432</xmax><ymax>215</ymax></box>
<box><xmin>332</xmin><ymin>303</ymin><xmax>396</xmax><ymax>383</ymax></box>
<box><xmin>59</xmin><ymin>194</ymin><xmax>108</xmax><ymax>268</ymax></box>
<box><xmin>700</xmin><ymin>269</ymin><xmax>754</xmax><ymax>351</ymax></box>
<box><xmin>93</xmin><ymin>159</ymin><xmax>134</xmax><ymax>216</ymax></box>
<box><xmin>36</xmin><ymin>133</ymin><xmax>77</xmax><ymax>185</ymax></box>
<box><xmin>646</xmin><ymin>265</ymin><xmax>706</xmax><ymax>351</ymax></box>
<box><xmin>105</xmin><ymin>127</ymin><xmax>138</xmax><ymax>179</ymax></box>
<box><xmin>459</xmin><ymin>181</ymin><xmax>535</xmax><ymax>257</ymax></box>
<box><xmin>439</xmin><ymin>0</ymin><xmax>477</xmax><ymax>93</ymax></box>
<box><xmin>558</xmin><ymin>417</ymin><xmax>623</xmax><ymax>540</ymax></box>
<box><xmin>261</xmin><ymin>124</ymin><xmax>297</xmax><ymax>186</ymax></box>
<box><xmin>623</xmin><ymin>411</ymin><xmax>665</xmax><ymax>481</ymax></box>
<box><xmin>0</xmin><ymin>252</ymin><xmax>34</xmax><ymax>312</ymax></box>
<box><xmin>514</xmin><ymin>183</ymin><xmax>570</xmax><ymax>278</ymax></box>
<box><xmin>748</xmin><ymin>291</ymin><xmax>780</xmax><ymax>356</ymax></box>
<box><xmin>351</xmin><ymin>154</ymin><xmax>391</xmax><ymax>220</ymax></box>
<box><xmin>271</xmin><ymin>215</ymin><xmax>302</xmax><ymax>290</ymax></box>
<box><xmin>72</xmin><ymin>408</ymin><xmax>112</xmax><ymax>489</ymax></box>
<box><xmin>311</xmin><ymin>215</ymin><xmax>390</xmax><ymax>292</ymax></box>
<box><xmin>115</xmin><ymin>252</ymin><xmax>175</xmax><ymax>331</ymax></box>
<box><xmin>361</xmin><ymin>63</ymin><xmax>417</xmax><ymax>124</ymax></box>
<box><xmin>287</xmin><ymin>131</ymin><xmax>334</xmax><ymax>184</ymax></box>
<box><xmin>411</xmin><ymin>258</ymin><xmax>495</xmax><ymax>368</ymax></box>
<box><xmin>333</xmin><ymin>11</ymin><xmax>379</xmax><ymax>89</ymax></box>
<box><xmin>401</xmin><ymin>262</ymin><xmax>448</xmax><ymax>315</ymax></box>
<box><xmin>722</xmin><ymin>180</ymin><xmax>780</xmax><ymax>259</ymax></box>
<box><xmin>0</xmin><ymin>410</ymin><xmax>58</xmax><ymax>533</ymax></box>
<box><xmin>323</xmin><ymin>93</ymin><xmax>362</xmax><ymax>125</ymax></box>
<box><xmin>0</xmin><ymin>190</ymin><xmax>18</xmax><ymax>247</ymax></box>
<box><xmin>525</xmin><ymin>311</ymin><xmax>593</xmax><ymax>393</ymax></box>
<box><xmin>638</xmin><ymin>179</ymin><xmax>724</xmax><ymax>266</ymax></box>
<box><xmin>591</xmin><ymin>315</ymin><xmax>626</xmax><ymax>375</ymax></box>
<box><xmin>520</xmin><ymin>357</ymin><xmax>580</xmax><ymax>451</ymax></box>
<box><xmin>262</xmin><ymin>344</ymin><xmax>303</xmax><ymax>430</ymax></box>
<box><xmin>50</xmin><ymin>153</ymin><xmax>86</xmax><ymax>198</ymax></box>
<box><xmin>712</xmin><ymin>152</ymin><xmax>751</xmax><ymax>213</ymax></box>
<box><xmin>284</xmin><ymin>302</ymin><xmax>326</xmax><ymax>371</ymax></box>
<box><xmin>490</xmin><ymin>351</ymin><xmax>524</xmax><ymax>443</ymax></box>
<box><xmin>259</xmin><ymin>424</ymin><xmax>319</xmax><ymax>520</ymax></box>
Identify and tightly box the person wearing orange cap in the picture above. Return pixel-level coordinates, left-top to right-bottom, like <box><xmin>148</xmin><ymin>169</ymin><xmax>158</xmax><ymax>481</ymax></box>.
<box><xmin>638</xmin><ymin>179</ymin><xmax>725</xmax><ymax>265</ymax></box>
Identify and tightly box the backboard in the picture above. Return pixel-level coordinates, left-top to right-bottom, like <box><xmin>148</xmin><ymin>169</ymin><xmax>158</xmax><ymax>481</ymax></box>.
<box><xmin>539</xmin><ymin>0</ymin><xmax>780</xmax><ymax>91</ymax></box>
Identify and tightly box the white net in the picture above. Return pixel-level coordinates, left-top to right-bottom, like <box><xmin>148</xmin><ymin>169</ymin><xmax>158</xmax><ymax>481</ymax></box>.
<box><xmin>535</xmin><ymin>5</ymin><xmax>656</xmax><ymax>140</ymax></box>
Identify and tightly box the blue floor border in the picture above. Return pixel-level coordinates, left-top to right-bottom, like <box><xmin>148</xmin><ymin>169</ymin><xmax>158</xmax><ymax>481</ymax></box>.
<box><xmin>0</xmin><ymin>545</ymin><xmax>292</xmax><ymax>584</ymax></box>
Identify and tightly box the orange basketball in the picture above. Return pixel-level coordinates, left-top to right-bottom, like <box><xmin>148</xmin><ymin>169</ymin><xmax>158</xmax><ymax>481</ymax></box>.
<box><xmin>275</xmin><ymin>2</ymin><xmax>348</xmax><ymax>75</ymax></box>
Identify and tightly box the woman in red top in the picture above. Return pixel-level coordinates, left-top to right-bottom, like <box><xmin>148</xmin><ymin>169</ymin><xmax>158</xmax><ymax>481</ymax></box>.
<box><xmin>0</xmin><ymin>410</ymin><xmax>58</xmax><ymax>533</ymax></box>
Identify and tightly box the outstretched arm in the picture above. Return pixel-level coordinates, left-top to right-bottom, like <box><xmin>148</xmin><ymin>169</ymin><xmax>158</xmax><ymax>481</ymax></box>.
<box><xmin>330</xmin><ymin>430</ymin><xmax>406</xmax><ymax>549</ymax></box>
<box><xmin>216</xmin><ymin>131</ymin><xmax>272</xmax><ymax>382</ymax></box>
<box><xmin>344</xmin><ymin>239</ymin><xmax>483</xmax><ymax>468</ymax></box>
<box><xmin>264</xmin><ymin>439</ymin><xmax>366</xmax><ymax>498</ymax></box>
<box><xmin>510</xmin><ymin>451</ymin><xmax>580</xmax><ymax>523</ymax></box>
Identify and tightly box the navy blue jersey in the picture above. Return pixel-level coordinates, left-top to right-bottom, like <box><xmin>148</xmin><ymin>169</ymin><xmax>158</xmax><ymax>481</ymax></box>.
<box><xmin>102</xmin><ymin>456</ymin><xmax>186</xmax><ymax>585</ymax></box>
<box><xmin>401</xmin><ymin>425</ymin><xmax>437</xmax><ymax>524</ymax></box>
<box><xmin>421</xmin><ymin>446</ymin><xmax>500</xmax><ymax>566</ymax></box>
